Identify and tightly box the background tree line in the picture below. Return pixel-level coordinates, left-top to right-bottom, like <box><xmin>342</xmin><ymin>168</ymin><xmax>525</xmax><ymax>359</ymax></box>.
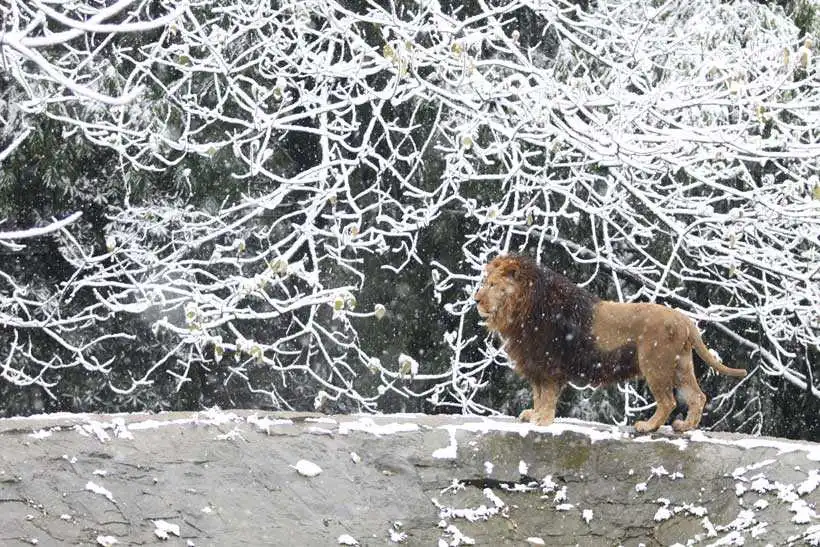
<box><xmin>0</xmin><ymin>0</ymin><xmax>818</xmax><ymax>440</ymax></box>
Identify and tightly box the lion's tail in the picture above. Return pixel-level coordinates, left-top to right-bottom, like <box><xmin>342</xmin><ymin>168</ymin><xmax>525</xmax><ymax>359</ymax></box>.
<box><xmin>689</xmin><ymin>323</ymin><xmax>748</xmax><ymax>378</ymax></box>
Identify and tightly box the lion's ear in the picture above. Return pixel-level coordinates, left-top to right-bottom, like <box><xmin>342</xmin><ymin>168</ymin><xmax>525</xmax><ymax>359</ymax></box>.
<box><xmin>504</xmin><ymin>262</ymin><xmax>519</xmax><ymax>280</ymax></box>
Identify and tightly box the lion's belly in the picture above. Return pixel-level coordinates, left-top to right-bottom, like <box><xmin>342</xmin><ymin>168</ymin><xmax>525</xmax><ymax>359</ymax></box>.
<box><xmin>565</xmin><ymin>342</ymin><xmax>640</xmax><ymax>386</ymax></box>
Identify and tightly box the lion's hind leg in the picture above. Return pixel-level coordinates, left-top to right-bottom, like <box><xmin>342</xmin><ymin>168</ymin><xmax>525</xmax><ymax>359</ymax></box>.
<box><xmin>634</xmin><ymin>353</ymin><xmax>677</xmax><ymax>433</ymax></box>
<box><xmin>671</xmin><ymin>350</ymin><xmax>707</xmax><ymax>433</ymax></box>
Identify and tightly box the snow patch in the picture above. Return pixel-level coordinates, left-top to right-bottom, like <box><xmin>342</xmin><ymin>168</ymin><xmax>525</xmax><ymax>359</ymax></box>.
<box><xmin>153</xmin><ymin>520</ymin><xmax>180</xmax><ymax>540</ymax></box>
<box><xmin>291</xmin><ymin>459</ymin><xmax>322</xmax><ymax>477</ymax></box>
<box><xmin>85</xmin><ymin>481</ymin><xmax>114</xmax><ymax>502</ymax></box>
<box><xmin>338</xmin><ymin>417</ymin><xmax>420</xmax><ymax>436</ymax></box>
<box><xmin>433</xmin><ymin>427</ymin><xmax>458</xmax><ymax>459</ymax></box>
<box><xmin>246</xmin><ymin>414</ymin><xmax>293</xmax><ymax>433</ymax></box>
<box><xmin>29</xmin><ymin>429</ymin><xmax>53</xmax><ymax>439</ymax></box>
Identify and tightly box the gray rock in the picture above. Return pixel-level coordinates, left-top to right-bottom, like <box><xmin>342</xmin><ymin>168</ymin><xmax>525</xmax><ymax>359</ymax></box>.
<box><xmin>0</xmin><ymin>411</ymin><xmax>817</xmax><ymax>546</ymax></box>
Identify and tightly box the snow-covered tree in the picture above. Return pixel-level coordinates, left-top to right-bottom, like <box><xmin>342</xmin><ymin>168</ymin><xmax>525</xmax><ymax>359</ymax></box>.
<box><xmin>1</xmin><ymin>0</ymin><xmax>817</xmax><ymax>435</ymax></box>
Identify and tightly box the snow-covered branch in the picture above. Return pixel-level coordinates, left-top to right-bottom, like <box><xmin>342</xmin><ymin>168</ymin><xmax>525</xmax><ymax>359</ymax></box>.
<box><xmin>0</xmin><ymin>0</ymin><xmax>817</xmax><ymax>431</ymax></box>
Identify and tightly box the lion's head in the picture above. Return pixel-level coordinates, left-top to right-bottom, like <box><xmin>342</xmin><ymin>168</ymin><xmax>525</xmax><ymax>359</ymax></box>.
<box><xmin>474</xmin><ymin>255</ymin><xmax>534</xmax><ymax>332</ymax></box>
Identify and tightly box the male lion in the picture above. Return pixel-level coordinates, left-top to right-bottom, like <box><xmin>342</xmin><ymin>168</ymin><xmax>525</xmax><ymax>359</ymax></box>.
<box><xmin>474</xmin><ymin>254</ymin><xmax>747</xmax><ymax>433</ymax></box>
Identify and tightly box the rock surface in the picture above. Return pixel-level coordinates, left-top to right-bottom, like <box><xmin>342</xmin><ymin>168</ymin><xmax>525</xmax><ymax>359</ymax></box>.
<box><xmin>0</xmin><ymin>410</ymin><xmax>817</xmax><ymax>546</ymax></box>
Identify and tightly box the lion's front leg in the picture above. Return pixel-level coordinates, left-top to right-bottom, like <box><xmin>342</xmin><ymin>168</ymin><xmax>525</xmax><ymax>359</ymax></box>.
<box><xmin>518</xmin><ymin>383</ymin><xmax>542</xmax><ymax>422</ymax></box>
<box><xmin>522</xmin><ymin>381</ymin><xmax>564</xmax><ymax>426</ymax></box>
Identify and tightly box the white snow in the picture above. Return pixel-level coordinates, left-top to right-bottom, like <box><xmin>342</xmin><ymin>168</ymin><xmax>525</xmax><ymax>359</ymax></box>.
<box><xmin>540</xmin><ymin>475</ymin><xmax>557</xmax><ymax>493</ymax></box>
<box><xmin>483</xmin><ymin>488</ymin><xmax>505</xmax><ymax>508</ymax></box>
<box><xmin>338</xmin><ymin>417</ymin><xmax>420</xmax><ymax>436</ymax></box>
<box><xmin>291</xmin><ymin>459</ymin><xmax>322</xmax><ymax>477</ymax></box>
<box><xmin>96</xmin><ymin>536</ymin><xmax>118</xmax><ymax>546</ymax></box>
<box><xmin>790</xmin><ymin>499</ymin><xmax>817</xmax><ymax>524</ymax></box>
<box><xmin>518</xmin><ymin>460</ymin><xmax>528</xmax><ymax>475</ymax></box>
<box><xmin>582</xmin><ymin>509</ymin><xmax>593</xmax><ymax>523</ymax></box>
<box><xmin>85</xmin><ymin>481</ymin><xmax>114</xmax><ymax>502</ymax></box>
<box><xmin>654</xmin><ymin>506</ymin><xmax>673</xmax><ymax>522</ymax></box>
<box><xmin>246</xmin><ymin>414</ymin><xmax>293</xmax><ymax>433</ymax></box>
<box><xmin>153</xmin><ymin>520</ymin><xmax>180</xmax><ymax>540</ymax></box>
<box><xmin>483</xmin><ymin>461</ymin><xmax>494</xmax><ymax>475</ymax></box>
<box><xmin>525</xmin><ymin>538</ymin><xmax>546</xmax><ymax>546</ymax></box>
<box><xmin>29</xmin><ymin>429</ymin><xmax>52</xmax><ymax>439</ymax></box>
<box><xmin>388</xmin><ymin>528</ymin><xmax>408</xmax><ymax>543</ymax></box>
<box><xmin>337</xmin><ymin>534</ymin><xmax>359</xmax><ymax>545</ymax></box>
<box><xmin>432</xmin><ymin>427</ymin><xmax>458</xmax><ymax>459</ymax></box>
<box><xmin>798</xmin><ymin>469</ymin><xmax>819</xmax><ymax>495</ymax></box>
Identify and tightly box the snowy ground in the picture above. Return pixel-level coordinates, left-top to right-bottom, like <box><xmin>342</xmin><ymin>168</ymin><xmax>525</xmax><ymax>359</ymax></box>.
<box><xmin>0</xmin><ymin>410</ymin><xmax>817</xmax><ymax>546</ymax></box>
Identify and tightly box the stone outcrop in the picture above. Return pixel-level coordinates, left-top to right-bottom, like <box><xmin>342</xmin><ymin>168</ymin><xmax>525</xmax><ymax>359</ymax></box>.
<box><xmin>0</xmin><ymin>411</ymin><xmax>817</xmax><ymax>546</ymax></box>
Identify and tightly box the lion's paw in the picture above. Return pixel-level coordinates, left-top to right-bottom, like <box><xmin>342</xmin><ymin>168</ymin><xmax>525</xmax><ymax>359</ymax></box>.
<box><xmin>633</xmin><ymin>420</ymin><xmax>658</xmax><ymax>433</ymax></box>
<box><xmin>519</xmin><ymin>408</ymin><xmax>534</xmax><ymax>422</ymax></box>
<box><xmin>672</xmin><ymin>419</ymin><xmax>694</xmax><ymax>433</ymax></box>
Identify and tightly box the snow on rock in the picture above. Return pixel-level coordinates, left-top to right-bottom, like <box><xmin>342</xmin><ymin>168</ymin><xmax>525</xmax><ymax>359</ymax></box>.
<box><xmin>582</xmin><ymin>509</ymin><xmax>593</xmax><ymax>523</ymax></box>
<box><xmin>790</xmin><ymin>499</ymin><xmax>817</xmax><ymax>524</ymax></box>
<box><xmin>77</xmin><ymin>421</ymin><xmax>111</xmax><ymax>443</ymax></box>
<box><xmin>518</xmin><ymin>460</ymin><xmax>528</xmax><ymax>475</ymax></box>
<box><xmin>797</xmin><ymin>468</ymin><xmax>819</xmax><ymax>495</ymax></box>
<box><xmin>153</xmin><ymin>520</ymin><xmax>180</xmax><ymax>540</ymax></box>
<box><xmin>306</xmin><ymin>416</ymin><xmax>338</xmax><ymax>425</ymax></box>
<box><xmin>96</xmin><ymin>536</ymin><xmax>119</xmax><ymax>546</ymax></box>
<box><xmin>701</xmin><ymin>516</ymin><xmax>718</xmax><ymax>538</ymax></box>
<box><xmin>29</xmin><ymin>429</ymin><xmax>53</xmax><ymax>439</ymax></box>
<box><xmin>483</xmin><ymin>488</ymin><xmax>505</xmax><ymax>509</ymax></box>
<box><xmin>432</xmin><ymin>427</ymin><xmax>458</xmax><ymax>459</ymax></box>
<box><xmin>85</xmin><ymin>481</ymin><xmax>114</xmax><ymax>502</ymax></box>
<box><xmin>439</xmin><ymin>524</ymin><xmax>475</xmax><ymax>546</ymax></box>
<box><xmin>291</xmin><ymin>459</ymin><xmax>323</xmax><ymax>477</ymax></box>
<box><xmin>337</xmin><ymin>534</ymin><xmax>359</xmax><ymax>545</ymax></box>
<box><xmin>483</xmin><ymin>461</ymin><xmax>494</xmax><ymax>475</ymax></box>
<box><xmin>433</xmin><ymin>488</ymin><xmax>509</xmax><ymax>523</ymax></box>
<box><xmin>654</xmin><ymin>505</ymin><xmax>673</xmax><ymax>522</ymax></box>
<box><xmin>632</xmin><ymin>434</ymin><xmax>688</xmax><ymax>451</ymax></box>
<box><xmin>525</xmin><ymin>537</ymin><xmax>546</xmax><ymax>545</ymax></box>
<box><xmin>686</xmin><ymin>430</ymin><xmax>817</xmax><ymax>458</ymax></box>
<box><xmin>540</xmin><ymin>475</ymin><xmax>557</xmax><ymax>493</ymax></box>
<box><xmin>246</xmin><ymin>414</ymin><xmax>293</xmax><ymax>434</ymax></box>
<box><xmin>388</xmin><ymin>522</ymin><xmax>407</xmax><ymax>544</ymax></box>
<box><xmin>338</xmin><ymin>417</ymin><xmax>420</xmax><ymax>437</ymax></box>
<box><xmin>731</xmin><ymin>459</ymin><xmax>776</xmax><ymax>479</ymax></box>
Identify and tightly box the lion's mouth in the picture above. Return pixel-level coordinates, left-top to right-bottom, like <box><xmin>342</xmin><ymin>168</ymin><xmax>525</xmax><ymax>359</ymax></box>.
<box><xmin>476</xmin><ymin>304</ymin><xmax>493</xmax><ymax>319</ymax></box>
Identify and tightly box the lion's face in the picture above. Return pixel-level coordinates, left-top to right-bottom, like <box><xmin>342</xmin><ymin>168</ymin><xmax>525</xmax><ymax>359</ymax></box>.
<box><xmin>474</xmin><ymin>257</ymin><xmax>523</xmax><ymax>331</ymax></box>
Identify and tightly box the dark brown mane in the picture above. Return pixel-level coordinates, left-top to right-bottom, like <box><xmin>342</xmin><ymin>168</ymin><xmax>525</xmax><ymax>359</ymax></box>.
<box><xmin>498</xmin><ymin>255</ymin><xmax>639</xmax><ymax>386</ymax></box>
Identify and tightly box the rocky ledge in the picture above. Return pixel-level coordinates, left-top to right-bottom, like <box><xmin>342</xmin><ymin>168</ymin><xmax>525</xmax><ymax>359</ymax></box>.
<box><xmin>0</xmin><ymin>411</ymin><xmax>817</xmax><ymax>546</ymax></box>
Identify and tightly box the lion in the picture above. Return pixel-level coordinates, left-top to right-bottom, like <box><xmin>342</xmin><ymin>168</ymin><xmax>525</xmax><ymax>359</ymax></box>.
<box><xmin>474</xmin><ymin>254</ymin><xmax>747</xmax><ymax>433</ymax></box>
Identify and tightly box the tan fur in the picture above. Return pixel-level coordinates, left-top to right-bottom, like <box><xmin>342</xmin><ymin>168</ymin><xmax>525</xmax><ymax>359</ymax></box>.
<box><xmin>475</xmin><ymin>255</ymin><xmax>748</xmax><ymax>433</ymax></box>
